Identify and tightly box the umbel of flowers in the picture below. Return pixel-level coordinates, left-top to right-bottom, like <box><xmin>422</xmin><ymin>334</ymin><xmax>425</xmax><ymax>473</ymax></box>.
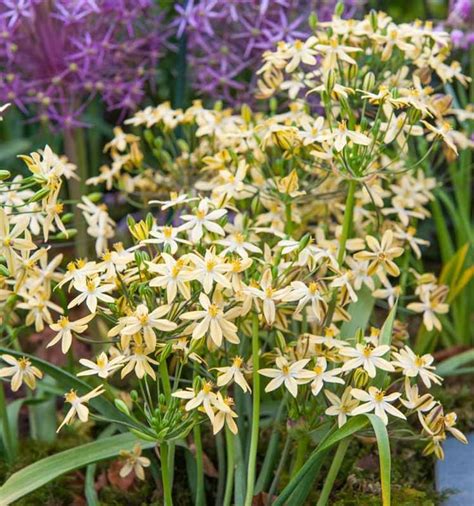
<box><xmin>0</xmin><ymin>9</ymin><xmax>472</xmax><ymax>506</ymax></box>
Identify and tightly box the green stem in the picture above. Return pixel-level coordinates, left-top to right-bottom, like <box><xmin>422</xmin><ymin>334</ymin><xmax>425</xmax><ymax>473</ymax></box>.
<box><xmin>223</xmin><ymin>426</ymin><xmax>235</xmax><ymax>506</ymax></box>
<box><xmin>159</xmin><ymin>358</ymin><xmax>175</xmax><ymax>489</ymax></box>
<box><xmin>194</xmin><ymin>422</ymin><xmax>206</xmax><ymax>506</ymax></box>
<box><xmin>244</xmin><ymin>313</ymin><xmax>261</xmax><ymax>506</ymax></box>
<box><xmin>316</xmin><ymin>439</ymin><xmax>350</xmax><ymax>506</ymax></box>
<box><xmin>324</xmin><ymin>179</ymin><xmax>357</xmax><ymax>326</ymax></box>
<box><xmin>284</xmin><ymin>201</ymin><xmax>293</xmax><ymax>235</ymax></box>
<box><xmin>0</xmin><ymin>382</ymin><xmax>14</xmax><ymax>463</ymax></box>
<box><xmin>290</xmin><ymin>435</ymin><xmax>309</xmax><ymax>478</ymax></box>
<box><xmin>266</xmin><ymin>435</ymin><xmax>291</xmax><ymax>506</ymax></box>
<box><xmin>160</xmin><ymin>442</ymin><xmax>173</xmax><ymax>506</ymax></box>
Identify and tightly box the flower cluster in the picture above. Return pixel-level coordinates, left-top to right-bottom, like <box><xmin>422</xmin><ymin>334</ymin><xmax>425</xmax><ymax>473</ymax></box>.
<box><xmin>0</xmin><ymin>0</ymin><xmax>170</xmax><ymax>127</ymax></box>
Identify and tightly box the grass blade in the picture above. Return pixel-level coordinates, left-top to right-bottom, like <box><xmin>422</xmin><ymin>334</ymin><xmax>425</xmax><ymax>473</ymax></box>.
<box><xmin>0</xmin><ymin>433</ymin><xmax>156</xmax><ymax>504</ymax></box>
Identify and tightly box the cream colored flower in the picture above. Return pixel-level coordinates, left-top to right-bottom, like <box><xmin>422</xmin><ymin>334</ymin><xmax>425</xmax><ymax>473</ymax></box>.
<box><xmin>57</xmin><ymin>385</ymin><xmax>105</xmax><ymax>432</ymax></box>
<box><xmin>173</xmin><ymin>382</ymin><xmax>229</xmax><ymax>422</ymax></box>
<box><xmin>48</xmin><ymin>314</ymin><xmax>95</xmax><ymax>354</ymax></box>
<box><xmin>180</xmin><ymin>293</ymin><xmax>240</xmax><ymax>347</ymax></box>
<box><xmin>215</xmin><ymin>356</ymin><xmax>250</xmax><ymax>393</ymax></box>
<box><xmin>324</xmin><ymin>387</ymin><xmax>359</xmax><ymax>428</ymax></box>
<box><xmin>181</xmin><ymin>199</ymin><xmax>227</xmax><ymax>243</ymax></box>
<box><xmin>187</xmin><ymin>250</ymin><xmax>231</xmax><ymax>293</ymax></box>
<box><xmin>354</xmin><ymin>230</ymin><xmax>404</xmax><ymax>277</ymax></box>
<box><xmin>148</xmin><ymin>254</ymin><xmax>194</xmax><ymax>303</ymax></box>
<box><xmin>259</xmin><ymin>356</ymin><xmax>313</xmax><ymax>398</ymax></box>
<box><xmin>212</xmin><ymin>395</ymin><xmax>239</xmax><ymax>435</ymax></box>
<box><xmin>120</xmin><ymin>304</ymin><xmax>177</xmax><ymax>351</ymax></box>
<box><xmin>121</xmin><ymin>343</ymin><xmax>159</xmax><ymax>380</ymax></box>
<box><xmin>392</xmin><ymin>346</ymin><xmax>441</xmax><ymax>388</ymax></box>
<box><xmin>307</xmin><ymin>357</ymin><xmax>344</xmax><ymax>396</ymax></box>
<box><xmin>69</xmin><ymin>275</ymin><xmax>115</xmax><ymax>313</ymax></box>
<box><xmin>341</xmin><ymin>343</ymin><xmax>394</xmax><ymax>378</ymax></box>
<box><xmin>0</xmin><ymin>355</ymin><xmax>43</xmax><ymax>392</ymax></box>
<box><xmin>78</xmin><ymin>352</ymin><xmax>124</xmax><ymax>379</ymax></box>
<box><xmin>351</xmin><ymin>387</ymin><xmax>406</xmax><ymax>425</ymax></box>
<box><xmin>119</xmin><ymin>444</ymin><xmax>151</xmax><ymax>481</ymax></box>
<box><xmin>247</xmin><ymin>270</ymin><xmax>289</xmax><ymax>325</ymax></box>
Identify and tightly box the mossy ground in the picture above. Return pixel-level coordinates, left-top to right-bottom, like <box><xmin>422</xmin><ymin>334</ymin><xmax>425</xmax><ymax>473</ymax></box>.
<box><xmin>2</xmin><ymin>379</ymin><xmax>472</xmax><ymax>505</ymax></box>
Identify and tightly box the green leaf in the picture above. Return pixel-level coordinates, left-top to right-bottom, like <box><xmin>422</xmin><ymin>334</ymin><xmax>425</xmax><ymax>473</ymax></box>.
<box><xmin>436</xmin><ymin>349</ymin><xmax>474</xmax><ymax>377</ymax></box>
<box><xmin>365</xmin><ymin>414</ymin><xmax>391</xmax><ymax>506</ymax></box>
<box><xmin>273</xmin><ymin>416</ymin><xmax>368</xmax><ymax>505</ymax></box>
<box><xmin>373</xmin><ymin>301</ymin><xmax>398</xmax><ymax>389</ymax></box>
<box><xmin>0</xmin><ymin>433</ymin><xmax>156</xmax><ymax>504</ymax></box>
<box><xmin>340</xmin><ymin>285</ymin><xmax>375</xmax><ymax>340</ymax></box>
<box><xmin>0</xmin><ymin>348</ymin><xmax>131</xmax><ymax>428</ymax></box>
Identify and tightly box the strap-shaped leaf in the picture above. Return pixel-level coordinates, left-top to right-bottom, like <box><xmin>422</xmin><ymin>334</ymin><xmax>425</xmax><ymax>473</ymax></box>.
<box><xmin>339</xmin><ymin>285</ymin><xmax>375</xmax><ymax>340</ymax></box>
<box><xmin>273</xmin><ymin>416</ymin><xmax>368</xmax><ymax>505</ymax></box>
<box><xmin>365</xmin><ymin>414</ymin><xmax>391</xmax><ymax>506</ymax></box>
<box><xmin>0</xmin><ymin>433</ymin><xmax>156</xmax><ymax>504</ymax></box>
<box><xmin>373</xmin><ymin>301</ymin><xmax>398</xmax><ymax>389</ymax></box>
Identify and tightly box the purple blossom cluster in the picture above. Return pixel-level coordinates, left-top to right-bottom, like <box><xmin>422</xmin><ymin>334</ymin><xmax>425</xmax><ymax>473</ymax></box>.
<box><xmin>0</xmin><ymin>0</ymin><xmax>170</xmax><ymax>127</ymax></box>
<box><xmin>175</xmin><ymin>0</ymin><xmax>363</xmax><ymax>105</ymax></box>
<box><xmin>440</xmin><ymin>0</ymin><xmax>474</xmax><ymax>49</ymax></box>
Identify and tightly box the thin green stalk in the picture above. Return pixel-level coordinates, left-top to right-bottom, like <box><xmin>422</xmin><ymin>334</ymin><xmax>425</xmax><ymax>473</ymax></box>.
<box><xmin>290</xmin><ymin>435</ymin><xmax>309</xmax><ymax>478</ymax></box>
<box><xmin>265</xmin><ymin>435</ymin><xmax>291</xmax><ymax>506</ymax></box>
<box><xmin>244</xmin><ymin>313</ymin><xmax>261</xmax><ymax>506</ymax></box>
<box><xmin>255</xmin><ymin>400</ymin><xmax>286</xmax><ymax>493</ymax></box>
<box><xmin>0</xmin><ymin>382</ymin><xmax>14</xmax><ymax>463</ymax></box>
<box><xmin>194</xmin><ymin>422</ymin><xmax>206</xmax><ymax>506</ymax></box>
<box><xmin>223</xmin><ymin>426</ymin><xmax>235</xmax><ymax>506</ymax></box>
<box><xmin>285</xmin><ymin>201</ymin><xmax>293</xmax><ymax>235</ymax></box>
<box><xmin>324</xmin><ymin>179</ymin><xmax>357</xmax><ymax>326</ymax></box>
<box><xmin>216</xmin><ymin>432</ymin><xmax>226</xmax><ymax>506</ymax></box>
<box><xmin>159</xmin><ymin>358</ymin><xmax>175</xmax><ymax>488</ymax></box>
<box><xmin>316</xmin><ymin>438</ymin><xmax>350</xmax><ymax>506</ymax></box>
<box><xmin>160</xmin><ymin>442</ymin><xmax>173</xmax><ymax>506</ymax></box>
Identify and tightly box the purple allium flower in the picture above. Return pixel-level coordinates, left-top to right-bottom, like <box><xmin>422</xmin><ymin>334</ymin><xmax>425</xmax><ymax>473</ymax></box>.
<box><xmin>0</xmin><ymin>0</ymin><xmax>171</xmax><ymax>128</ymax></box>
<box><xmin>444</xmin><ymin>0</ymin><xmax>474</xmax><ymax>49</ymax></box>
<box><xmin>175</xmin><ymin>0</ymin><xmax>364</xmax><ymax>106</ymax></box>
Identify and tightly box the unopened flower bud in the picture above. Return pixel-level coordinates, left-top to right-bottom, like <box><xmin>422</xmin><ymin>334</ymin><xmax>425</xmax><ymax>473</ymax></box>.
<box><xmin>348</xmin><ymin>63</ymin><xmax>358</xmax><ymax>82</ymax></box>
<box><xmin>61</xmin><ymin>213</ymin><xmax>74</xmax><ymax>224</ymax></box>
<box><xmin>241</xmin><ymin>103</ymin><xmax>252</xmax><ymax>124</ymax></box>
<box><xmin>335</xmin><ymin>1</ymin><xmax>344</xmax><ymax>17</ymax></box>
<box><xmin>130</xmin><ymin>390</ymin><xmax>139</xmax><ymax>402</ymax></box>
<box><xmin>369</xmin><ymin>10</ymin><xmax>378</xmax><ymax>31</ymax></box>
<box><xmin>115</xmin><ymin>399</ymin><xmax>130</xmax><ymax>416</ymax></box>
<box><xmin>325</xmin><ymin>69</ymin><xmax>336</xmax><ymax>95</ymax></box>
<box><xmin>0</xmin><ymin>170</ymin><xmax>10</xmax><ymax>180</ymax></box>
<box><xmin>28</xmin><ymin>187</ymin><xmax>50</xmax><ymax>203</ymax></box>
<box><xmin>87</xmin><ymin>192</ymin><xmax>102</xmax><ymax>203</ymax></box>
<box><xmin>362</xmin><ymin>72</ymin><xmax>376</xmax><ymax>92</ymax></box>
<box><xmin>308</xmin><ymin>12</ymin><xmax>318</xmax><ymax>31</ymax></box>
<box><xmin>353</xmin><ymin>368</ymin><xmax>369</xmax><ymax>388</ymax></box>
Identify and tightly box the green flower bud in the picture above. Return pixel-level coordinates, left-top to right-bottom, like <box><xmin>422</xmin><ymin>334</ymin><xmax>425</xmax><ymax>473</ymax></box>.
<box><xmin>335</xmin><ymin>1</ymin><xmax>344</xmax><ymax>16</ymax></box>
<box><xmin>61</xmin><ymin>213</ymin><xmax>74</xmax><ymax>224</ymax></box>
<box><xmin>308</xmin><ymin>11</ymin><xmax>318</xmax><ymax>31</ymax></box>
<box><xmin>130</xmin><ymin>390</ymin><xmax>139</xmax><ymax>402</ymax></box>
<box><xmin>54</xmin><ymin>229</ymin><xmax>76</xmax><ymax>240</ymax></box>
<box><xmin>28</xmin><ymin>187</ymin><xmax>50</xmax><ymax>203</ymax></box>
<box><xmin>325</xmin><ymin>69</ymin><xmax>336</xmax><ymax>95</ymax></box>
<box><xmin>369</xmin><ymin>10</ymin><xmax>378</xmax><ymax>31</ymax></box>
<box><xmin>0</xmin><ymin>170</ymin><xmax>11</xmax><ymax>180</ymax></box>
<box><xmin>362</xmin><ymin>72</ymin><xmax>376</xmax><ymax>92</ymax></box>
<box><xmin>353</xmin><ymin>368</ymin><xmax>369</xmax><ymax>388</ymax></box>
<box><xmin>114</xmin><ymin>399</ymin><xmax>130</xmax><ymax>416</ymax></box>
<box><xmin>87</xmin><ymin>192</ymin><xmax>102</xmax><ymax>203</ymax></box>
